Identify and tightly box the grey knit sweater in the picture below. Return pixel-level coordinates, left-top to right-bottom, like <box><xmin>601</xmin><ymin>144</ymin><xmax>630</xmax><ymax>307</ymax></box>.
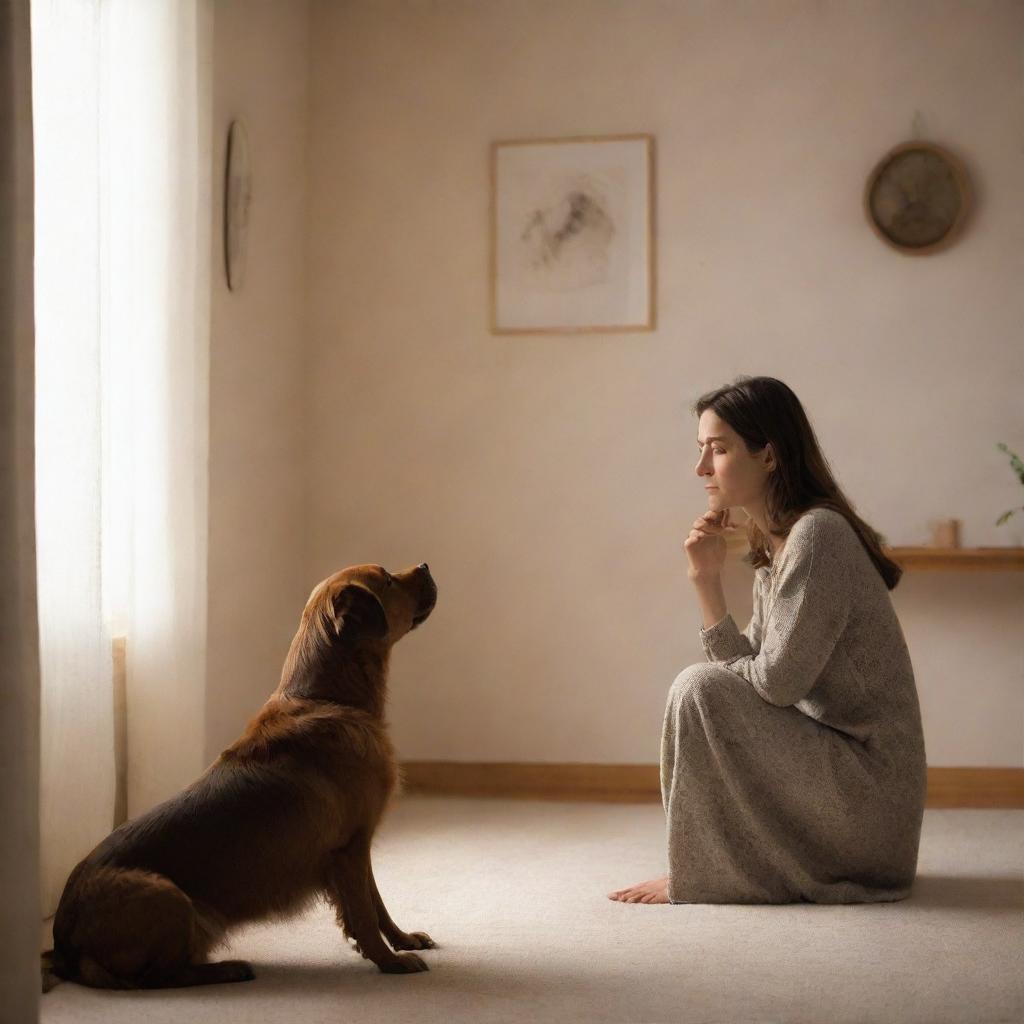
<box><xmin>661</xmin><ymin>506</ymin><xmax>928</xmax><ymax>903</ymax></box>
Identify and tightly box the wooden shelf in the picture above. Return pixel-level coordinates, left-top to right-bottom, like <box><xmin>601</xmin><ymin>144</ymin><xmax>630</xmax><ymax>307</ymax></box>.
<box><xmin>724</xmin><ymin>529</ymin><xmax>1024</xmax><ymax>571</ymax></box>
<box><xmin>883</xmin><ymin>547</ymin><xmax>1024</xmax><ymax>571</ymax></box>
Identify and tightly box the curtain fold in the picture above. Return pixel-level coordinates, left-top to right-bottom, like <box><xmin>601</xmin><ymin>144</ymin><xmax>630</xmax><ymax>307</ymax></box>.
<box><xmin>32</xmin><ymin>0</ymin><xmax>116</xmax><ymax>919</ymax></box>
<box><xmin>32</xmin><ymin>0</ymin><xmax>212</xmax><ymax>917</ymax></box>
<box><xmin>101</xmin><ymin>0</ymin><xmax>212</xmax><ymax>820</ymax></box>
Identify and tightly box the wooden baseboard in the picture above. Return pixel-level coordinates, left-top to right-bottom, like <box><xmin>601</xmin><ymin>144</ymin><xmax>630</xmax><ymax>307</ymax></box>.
<box><xmin>924</xmin><ymin>767</ymin><xmax>1024</xmax><ymax>808</ymax></box>
<box><xmin>400</xmin><ymin>762</ymin><xmax>1024</xmax><ymax>809</ymax></box>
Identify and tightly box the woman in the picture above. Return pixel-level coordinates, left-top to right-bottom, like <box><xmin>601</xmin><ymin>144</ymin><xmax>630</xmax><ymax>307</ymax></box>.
<box><xmin>609</xmin><ymin>376</ymin><xmax>928</xmax><ymax>905</ymax></box>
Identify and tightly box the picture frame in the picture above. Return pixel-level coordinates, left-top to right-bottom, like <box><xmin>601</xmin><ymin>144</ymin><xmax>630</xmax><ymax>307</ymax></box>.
<box><xmin>489</xmin><ymin>133</ymin><xmax>655</xmax><ymax>334</ymax></box>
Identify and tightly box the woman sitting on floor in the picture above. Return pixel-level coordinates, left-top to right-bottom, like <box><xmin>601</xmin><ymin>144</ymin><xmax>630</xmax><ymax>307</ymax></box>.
<box><xmin>610</xmin><ymin>374</ymin><xmax>928</xmax><ymax>905</ymax></box>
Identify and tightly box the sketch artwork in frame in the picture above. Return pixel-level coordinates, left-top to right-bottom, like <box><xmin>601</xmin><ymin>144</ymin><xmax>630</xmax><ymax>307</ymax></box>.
<box><xmin>490</xmin><ymin>134</ymin><xmax>655</xmax><ymax>334</ymax></box>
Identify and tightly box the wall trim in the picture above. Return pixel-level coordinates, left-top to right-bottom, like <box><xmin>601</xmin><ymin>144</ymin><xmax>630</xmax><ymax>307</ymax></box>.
<box><xmin>400</xmin><ymin>762</ymin><xmax>1024</xmax><ymax>809</ymax></box>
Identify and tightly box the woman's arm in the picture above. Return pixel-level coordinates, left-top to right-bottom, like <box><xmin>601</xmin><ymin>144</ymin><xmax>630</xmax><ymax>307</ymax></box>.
<box><xmin>692</xmin><ymin>572</ymin><xmax>728</xmax><ymax>630</ymax></box>
<box><xmin>695</xmin><ymin>571</ymin><xmax>763</xmax><ymax>664</ymax></box>
<box><xmin>723</xmin><ymin>511</ymin><xmax>853</xmax><ymax>707</ymax></box>
<box><xmin>683</xmin><ymin>506</ymin><xmax>760</xmax><ymax>663</ymax></box>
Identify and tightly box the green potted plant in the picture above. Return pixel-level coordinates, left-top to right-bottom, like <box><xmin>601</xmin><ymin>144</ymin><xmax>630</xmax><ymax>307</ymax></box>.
<box><xmin>996</xmin><ymin>443</ymin><xmax>1024</xmax><ymax>526</ymax></box>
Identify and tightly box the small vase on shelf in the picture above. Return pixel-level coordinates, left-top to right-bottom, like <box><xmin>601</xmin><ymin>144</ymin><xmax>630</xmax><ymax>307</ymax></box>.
<box><xmin>929</xmin><ymin>518</ymin><xmax>961</xmax><ymax>549</ymax></box>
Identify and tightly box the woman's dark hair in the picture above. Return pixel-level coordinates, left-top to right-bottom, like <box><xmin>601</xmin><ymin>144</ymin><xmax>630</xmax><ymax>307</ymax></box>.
<box><xmin>691</xmin><ymin>375</ymin><xmax>903</xmax><ymax>590</ymax></box>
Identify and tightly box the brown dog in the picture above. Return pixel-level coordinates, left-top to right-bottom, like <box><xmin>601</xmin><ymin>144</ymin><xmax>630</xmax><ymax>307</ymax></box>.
<box><xmin>43</xmin><ymin>562</ymin><xmax>438</xmax><ymax>989</ymax></box>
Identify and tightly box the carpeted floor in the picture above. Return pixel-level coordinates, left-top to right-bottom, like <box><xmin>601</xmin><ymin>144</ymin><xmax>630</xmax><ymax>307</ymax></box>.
<box><xmin>41</xmin><ymin>795</ymin><xmax>1023</xmax><ymax>1024</ymax></box>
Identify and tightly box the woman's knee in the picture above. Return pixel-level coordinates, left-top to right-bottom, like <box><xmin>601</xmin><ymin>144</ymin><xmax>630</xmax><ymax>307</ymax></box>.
<box><xmin>668</xmin><ymin>662</ymin><xmax>736</xmax><ymax>706</ymax></box>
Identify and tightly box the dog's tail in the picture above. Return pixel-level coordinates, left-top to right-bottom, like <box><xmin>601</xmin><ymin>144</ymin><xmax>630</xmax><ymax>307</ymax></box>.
<box><xmin>41</xmin><ymin>948</ymin><xmax>67</xmax><ymax>993</ymax></box>
<box><xmin>43</xmin><ymin>944</ymin><xmax>123</xmax><ymax>991</ymax></box>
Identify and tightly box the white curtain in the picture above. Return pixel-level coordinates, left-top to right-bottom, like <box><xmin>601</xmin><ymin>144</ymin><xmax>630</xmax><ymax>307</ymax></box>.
<box><xmin>32</xmin><ymin>0</ymin><xmax>212</xmax><ymax>916</ymax></box>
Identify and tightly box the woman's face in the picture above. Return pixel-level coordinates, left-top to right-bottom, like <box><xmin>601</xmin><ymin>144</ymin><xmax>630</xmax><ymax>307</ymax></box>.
<box><xmin>694</xmin><ymin>410</ymin><xmax>774</xmax><ymax>514</ymax></box>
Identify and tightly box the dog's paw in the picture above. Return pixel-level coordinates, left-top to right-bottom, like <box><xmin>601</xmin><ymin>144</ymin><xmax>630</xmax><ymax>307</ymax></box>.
<box><xmin>390</xmin><ymin>930</ymin><xmax>436</xmax><ymax>951</ymax></box>
<box><xmin>220</xmin><ymin>960</ymin><xmax>256</xmax><ymax>983</ymax></box>
<box><xmin>379</xmin><ymin>952</ymin><xmax>429</xmax><ymax>974</ymax></box>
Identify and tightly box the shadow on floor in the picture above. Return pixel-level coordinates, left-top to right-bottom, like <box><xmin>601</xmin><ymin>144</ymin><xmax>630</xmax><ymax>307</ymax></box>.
<box><xmin>910</xmin><ymin>873</ymin><xmax>1023</xmax><ymax>910</ymax></box>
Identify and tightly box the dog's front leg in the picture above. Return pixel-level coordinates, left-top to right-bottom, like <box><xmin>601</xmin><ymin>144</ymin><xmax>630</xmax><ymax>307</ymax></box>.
<box><xmin>367</xmin><ymin>858</ymin><xmax>435</xmax><ymax>952</ymax></box>
<box><xmin>326</xmin><ymin>838</ymin><xmax>428</xmax><ymax>974</ymax></box>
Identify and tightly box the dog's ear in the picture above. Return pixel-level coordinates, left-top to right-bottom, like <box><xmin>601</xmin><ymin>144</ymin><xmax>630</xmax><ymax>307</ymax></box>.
<box><xmin>330</xmin><ymin>584</ymin><xmax>389</xmax><ymax>641</ymax></box>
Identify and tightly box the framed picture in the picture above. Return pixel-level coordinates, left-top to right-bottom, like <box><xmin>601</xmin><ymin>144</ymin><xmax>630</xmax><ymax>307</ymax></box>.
<box><xmin>490</xmin><ymin>133</ymin><xmax>655</xmax><ymax>334</ymax></box>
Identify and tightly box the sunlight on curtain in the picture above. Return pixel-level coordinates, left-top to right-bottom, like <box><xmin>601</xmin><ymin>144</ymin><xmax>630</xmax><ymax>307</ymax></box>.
<box><xmin>101</xmin><ymin>0</ymin><xmax>212</xmax><ymax>821</ymax></box>
<box><xmin>32</xmin><ymin>0</ymin><xmax>114</xmax><ymax>920</ymax></box>
<box><xmin>32</xmin><ymin>0</ymin><xmax>211</xmax><ymax>916</ymax></box>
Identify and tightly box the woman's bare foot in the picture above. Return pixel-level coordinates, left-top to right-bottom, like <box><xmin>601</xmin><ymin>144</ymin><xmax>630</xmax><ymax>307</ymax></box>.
<box><xmin>607</xmin><ymin>876</ymin><xmax>670</xmax><ymax>904</ymax></box>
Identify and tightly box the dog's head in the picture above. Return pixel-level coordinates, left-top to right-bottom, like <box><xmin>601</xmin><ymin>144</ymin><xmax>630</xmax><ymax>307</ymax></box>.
<box><xmin>304</xmin><ymin>562</ymin><xmax>437</xmax><ymax>650</ymax></box>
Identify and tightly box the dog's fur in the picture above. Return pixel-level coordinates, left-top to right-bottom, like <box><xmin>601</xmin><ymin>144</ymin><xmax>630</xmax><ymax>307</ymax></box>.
<box><xmin>42</xmin><ymin>563</ymin><xmax>438</xmax><ymax>990</ymax></box>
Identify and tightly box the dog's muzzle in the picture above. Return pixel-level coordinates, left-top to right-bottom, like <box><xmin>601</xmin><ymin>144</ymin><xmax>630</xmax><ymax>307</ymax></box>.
<box><xmin>411</xmin><ymin>564</ymin><xmax>437</xmax><ymax>629</ymax></box>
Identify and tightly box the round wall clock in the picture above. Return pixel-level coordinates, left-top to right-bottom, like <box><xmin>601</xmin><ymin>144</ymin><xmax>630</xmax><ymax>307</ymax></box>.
<box><xmin>864</xmin><ymin>141</ymin><xmax>971</xmax><ymax>255</ymax></box>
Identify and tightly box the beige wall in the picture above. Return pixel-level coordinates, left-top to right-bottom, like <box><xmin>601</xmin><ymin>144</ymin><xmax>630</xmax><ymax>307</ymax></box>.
<box><xmin>206</xmin><ymin>0</ymin><xmax>311</xmax><ymax>762</ymax></box>
<box><xmin>302</xmin><ymin>0</ymin><xmax>1023</xmax><ymax>767</ymax></box>
<box><xmin>208</xmin><ymin>0</ymin><xmax>1023</xmax><ymax>770</ymax></box>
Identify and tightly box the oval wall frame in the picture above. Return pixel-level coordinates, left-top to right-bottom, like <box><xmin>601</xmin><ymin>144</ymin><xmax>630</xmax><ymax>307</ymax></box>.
<box><xmin>224</xmin><ymin>119</ymin><xmax>252</xmax><ymax>291</ymax></box>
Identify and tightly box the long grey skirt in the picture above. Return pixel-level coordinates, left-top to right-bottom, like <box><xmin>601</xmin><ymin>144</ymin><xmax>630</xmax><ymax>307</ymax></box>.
<box><xmin>661</xmin><ymin>662</ymin><xmax>923</xmax><ymax>905</ymax></box>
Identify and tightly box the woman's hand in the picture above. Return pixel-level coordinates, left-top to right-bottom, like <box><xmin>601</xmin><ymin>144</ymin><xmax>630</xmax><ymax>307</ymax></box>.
<box><xmin>683</xmin><ymin>508</ymin><xmax>738</xmax><ymax>580</ymax></box>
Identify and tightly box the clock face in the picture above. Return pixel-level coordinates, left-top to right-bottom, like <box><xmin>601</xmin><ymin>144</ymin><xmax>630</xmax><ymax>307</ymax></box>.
<box><xmin>867</xmin><ymin>146</ymin><xmax>967</xmax><ymax>251</ymax></box>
